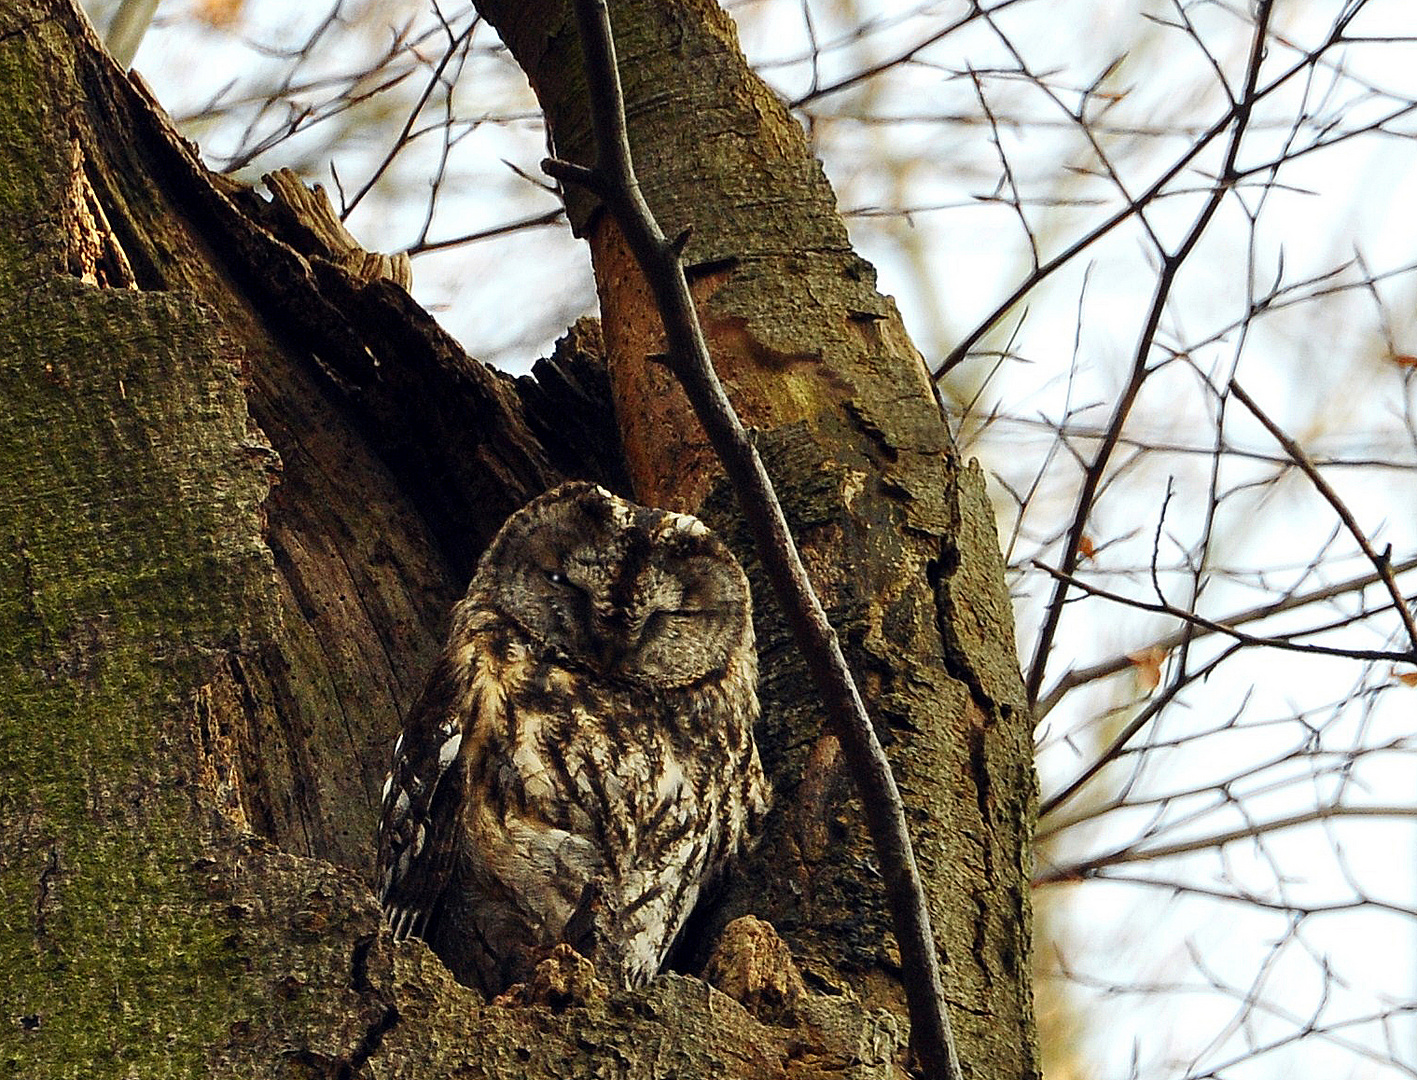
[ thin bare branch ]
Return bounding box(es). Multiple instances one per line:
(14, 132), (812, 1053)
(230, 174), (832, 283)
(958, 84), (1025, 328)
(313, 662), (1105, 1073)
(789, 0), (1030, 108)
(1038, 803), (1417, 882)
(1229, 378), (1417, 658)
(1031, 559), (1414, 665)
(341, 18), (477, 218)
(1035, 553), (1417, 716)
(1023, 0), (1277, 710)
(1037, 644), (1238, 819)
(406, 206), (565, 255)
(934, 2), (1361, 380)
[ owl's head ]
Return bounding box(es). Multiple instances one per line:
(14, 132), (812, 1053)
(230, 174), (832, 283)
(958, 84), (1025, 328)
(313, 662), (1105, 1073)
(474, 482), (754, 686)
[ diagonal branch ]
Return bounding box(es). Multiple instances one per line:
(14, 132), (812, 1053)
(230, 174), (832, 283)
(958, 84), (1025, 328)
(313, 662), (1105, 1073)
(1036, 803), (1417, 883)
(933, 1), (1362, 380)
(1031, 560), (1415, 666)
(340, 16), (476, 219)
(1022, 0), (1277, 710)
(1228, 379), (1417, 657)
(543, 2), (960, 1077)
(1037, 644), (1239, 820)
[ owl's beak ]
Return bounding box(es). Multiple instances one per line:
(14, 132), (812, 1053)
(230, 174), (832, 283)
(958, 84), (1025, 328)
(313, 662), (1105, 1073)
(592, 634), (626, 668)
(591, 610), (632, 673)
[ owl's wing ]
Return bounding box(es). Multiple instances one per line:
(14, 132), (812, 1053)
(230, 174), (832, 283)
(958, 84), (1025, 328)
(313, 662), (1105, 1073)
(376, 647), (470, 943)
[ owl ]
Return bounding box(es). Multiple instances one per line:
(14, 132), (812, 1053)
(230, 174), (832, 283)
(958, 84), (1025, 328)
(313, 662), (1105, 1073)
(376, 481), (768, 995)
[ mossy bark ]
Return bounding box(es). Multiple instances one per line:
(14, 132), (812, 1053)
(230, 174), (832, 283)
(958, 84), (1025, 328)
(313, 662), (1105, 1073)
(0, 0), (1035, 1077)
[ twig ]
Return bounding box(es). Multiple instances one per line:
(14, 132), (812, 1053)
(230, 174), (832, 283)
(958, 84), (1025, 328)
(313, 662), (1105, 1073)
(544, 2), (961, 1077)
(790, 0), (1028, 108)
(1055, 871), (1417, 920)
(933, 0), (1362, 380)
(405, 206), (565, 255)
(1037, 803), (1417, 883)
(1037, 645), (1239, 820)
(1037, 735), (1406, 842)
(1022, 0), (1277, 710)
(1030, 560), (1415, 666)
(1228, 379), (1417, 657)
(1035, 553), (1417, 717)
(342, 19), (477, 218)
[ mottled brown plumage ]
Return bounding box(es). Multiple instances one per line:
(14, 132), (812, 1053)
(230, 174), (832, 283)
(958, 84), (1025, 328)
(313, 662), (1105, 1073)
(376, 481), (767, 994)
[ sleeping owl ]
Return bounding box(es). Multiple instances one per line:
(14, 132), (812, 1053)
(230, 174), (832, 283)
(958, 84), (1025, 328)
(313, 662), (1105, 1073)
(376, 481), (768, 994)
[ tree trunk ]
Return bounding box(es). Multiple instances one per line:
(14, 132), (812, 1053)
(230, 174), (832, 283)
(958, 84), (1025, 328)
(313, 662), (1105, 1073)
(0, 1), (1037, 1077)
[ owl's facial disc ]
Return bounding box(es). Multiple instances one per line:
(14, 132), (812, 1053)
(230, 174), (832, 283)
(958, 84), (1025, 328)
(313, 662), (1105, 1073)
(484, 482), (751, 686)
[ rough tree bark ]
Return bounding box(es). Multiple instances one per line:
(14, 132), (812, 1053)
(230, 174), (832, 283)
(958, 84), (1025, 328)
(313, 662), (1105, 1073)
(0, 1), (1037, 1078)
